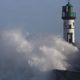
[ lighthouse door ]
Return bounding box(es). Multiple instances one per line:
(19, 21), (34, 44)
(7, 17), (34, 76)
(67, 33), (72, 43)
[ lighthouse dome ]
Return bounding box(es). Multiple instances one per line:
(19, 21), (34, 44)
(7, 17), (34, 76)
(62, 1), (76, 19)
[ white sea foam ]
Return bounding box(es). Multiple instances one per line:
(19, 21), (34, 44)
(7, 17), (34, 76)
(0, 29), (79, 80)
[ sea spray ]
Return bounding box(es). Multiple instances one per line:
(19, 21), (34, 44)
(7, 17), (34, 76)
(0, 30), (79, 80)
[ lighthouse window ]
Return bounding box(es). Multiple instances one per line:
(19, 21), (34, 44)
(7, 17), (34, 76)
(69, 25), (71, 29)
(64, 22), (66, 26)
(62, 12), (65, 17)
(66, 6), (68, 12)
(73, 22), (75, 26)
(67, 33), (72, 43)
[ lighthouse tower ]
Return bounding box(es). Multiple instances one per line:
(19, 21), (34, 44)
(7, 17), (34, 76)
(62, 0), (76, 45)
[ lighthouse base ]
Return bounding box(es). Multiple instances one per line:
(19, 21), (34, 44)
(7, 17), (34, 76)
(51, 70), (80, 80)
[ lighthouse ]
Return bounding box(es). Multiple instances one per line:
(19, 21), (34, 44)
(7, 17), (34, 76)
(62, 0), (76, 45)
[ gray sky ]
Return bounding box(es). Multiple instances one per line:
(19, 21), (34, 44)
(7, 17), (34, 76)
(0, 0), (79, 38)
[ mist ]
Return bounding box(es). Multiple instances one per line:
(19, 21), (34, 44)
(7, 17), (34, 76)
(0, 29), (79, 80)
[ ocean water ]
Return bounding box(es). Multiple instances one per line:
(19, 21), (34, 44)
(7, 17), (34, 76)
(0, 29), (79, 80)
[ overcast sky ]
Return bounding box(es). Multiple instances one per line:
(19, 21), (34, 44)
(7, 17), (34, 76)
(0, 0), (79, 38)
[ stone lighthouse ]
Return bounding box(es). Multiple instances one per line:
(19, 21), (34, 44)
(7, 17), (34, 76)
(62, 0), (76, 45)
